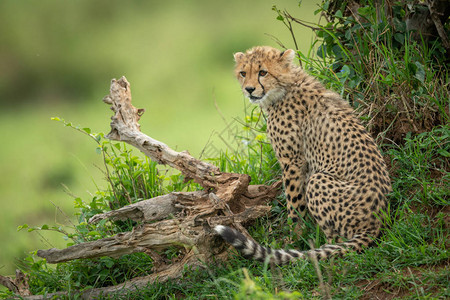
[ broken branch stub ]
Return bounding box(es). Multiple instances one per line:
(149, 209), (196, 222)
(21, 76), (282, 298)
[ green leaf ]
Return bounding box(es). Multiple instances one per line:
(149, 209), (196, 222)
(103, 258), (115, 268)
(357, 6), (373, 17)
(383, 73), (393, 85)
(414, 61), (425, 83)
(51, 117), (61, 121)
(338, 65), (350, 77)
(394, 33), (405, 45)
(82, 127), (91, 134)
(437, 149), (450, 157)
(317, 44), (327, 59)
(335, 9), (343, 18)
(345, 29), (352, 40)
(344, 16), (355, 25)
(17, 224), (29, 231)
(332, 44), (343, 58)
(393, 18), (406, 32)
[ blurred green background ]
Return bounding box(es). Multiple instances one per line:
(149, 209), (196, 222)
(0, 0), (319, 275)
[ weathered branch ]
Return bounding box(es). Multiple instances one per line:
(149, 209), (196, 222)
(87, 192), (198, 224)
(37, 193), (274, 263)
(2, 77), (281, 299)
(102, 77), (251, 196)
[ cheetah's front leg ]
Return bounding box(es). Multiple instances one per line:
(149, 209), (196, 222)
(281, 160), (308, 231)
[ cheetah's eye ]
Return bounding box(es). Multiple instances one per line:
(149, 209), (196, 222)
(239, 71), (246, 78)
(259, 70), (268, 77)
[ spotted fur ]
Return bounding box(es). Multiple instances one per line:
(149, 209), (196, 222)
(215, 46), (391, 265)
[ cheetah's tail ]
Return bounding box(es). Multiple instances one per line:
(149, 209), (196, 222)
(214, 225), (372, 265)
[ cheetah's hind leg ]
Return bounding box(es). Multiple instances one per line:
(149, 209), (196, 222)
(305, 172), (384, 246)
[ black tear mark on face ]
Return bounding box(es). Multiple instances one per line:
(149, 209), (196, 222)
(257, 71), (265, 95)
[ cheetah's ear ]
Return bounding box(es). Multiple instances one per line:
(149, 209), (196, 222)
(279, 49), (296, 66)
(234, 52), (245, 63)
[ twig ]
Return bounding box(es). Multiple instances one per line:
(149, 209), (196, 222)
(283, 11), (321, 31)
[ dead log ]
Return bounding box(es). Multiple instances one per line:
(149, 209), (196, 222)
(0, 77), (281, 299)
(37, 194), (273, 263)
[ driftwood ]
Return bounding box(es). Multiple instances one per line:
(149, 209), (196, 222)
(1, 77), (281, 299)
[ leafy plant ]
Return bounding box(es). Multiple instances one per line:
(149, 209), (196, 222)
(11, 118), (205, 293)
(274, 0), (449, 145)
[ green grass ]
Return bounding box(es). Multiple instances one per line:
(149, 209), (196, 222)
(388, 126), (449, 207)
(1, 0), (449, 298)
(2, 111), (447, 298)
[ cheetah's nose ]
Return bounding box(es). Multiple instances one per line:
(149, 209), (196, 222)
(245, 87), (256, 94)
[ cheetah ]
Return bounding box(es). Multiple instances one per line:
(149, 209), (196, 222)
(215, 46), (392, 264)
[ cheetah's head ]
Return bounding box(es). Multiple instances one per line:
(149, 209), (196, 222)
(234, 46), (296, 108)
